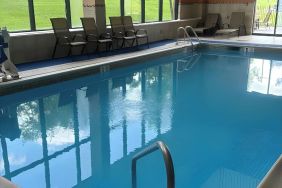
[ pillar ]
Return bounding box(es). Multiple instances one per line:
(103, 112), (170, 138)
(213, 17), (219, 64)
(83, 0), (107, 33)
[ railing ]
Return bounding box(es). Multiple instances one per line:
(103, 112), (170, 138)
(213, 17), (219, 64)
(176, 27), (189, 45)
(131, 141), (175, 188)
(176, 26), (200, 49)
(185, 26), (200, 45)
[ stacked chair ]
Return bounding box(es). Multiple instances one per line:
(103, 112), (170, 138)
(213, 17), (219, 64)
(50, 16), (149, 58)
(50, 18), (87, 58)
(110, 16), (149, 49)
(81, 17), (112, 52)
(109, 16), (136, 49)
(122, 16), (149, 48)
(215, 12), (246, 36)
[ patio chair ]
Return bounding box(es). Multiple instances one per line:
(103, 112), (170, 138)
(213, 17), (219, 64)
(255, 7), (274, 30)
(122, 16), (149, 48)
(81, 17), (112, 52)
(109, 16), (136, 49)
(194, 13), (220, 36)
(215, 12), (246, 36)
(50, 18), (87, 58)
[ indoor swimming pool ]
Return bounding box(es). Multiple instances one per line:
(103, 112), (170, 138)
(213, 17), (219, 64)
(0, 46), (282, 187)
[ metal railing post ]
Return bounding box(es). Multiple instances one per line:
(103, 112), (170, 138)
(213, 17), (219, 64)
(131, 141), (175, 188)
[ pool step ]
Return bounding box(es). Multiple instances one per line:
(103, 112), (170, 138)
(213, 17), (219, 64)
(258, 155), (282, 188)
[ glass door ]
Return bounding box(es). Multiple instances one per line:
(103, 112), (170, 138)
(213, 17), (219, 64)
(275, 0), (282, 34)
(253, 0), (277, 35)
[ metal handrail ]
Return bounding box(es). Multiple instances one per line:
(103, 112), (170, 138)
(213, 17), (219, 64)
(132, 141), (175, 188)
(176, 27), (189, 45)
(185, 26), (201, 45)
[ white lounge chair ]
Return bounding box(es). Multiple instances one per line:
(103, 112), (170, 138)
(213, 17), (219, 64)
(215, 12), (246, 36)
(194, 13), (220, 36)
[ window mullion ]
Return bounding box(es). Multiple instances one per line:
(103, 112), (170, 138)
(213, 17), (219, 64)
(174, 0), (179, 20)
(121, 0), (125, 16)
(28, 0), (36, 30)
(141, 0), (145, 23)
(159, 0), (163, 21)
(65, 0), (72, 28)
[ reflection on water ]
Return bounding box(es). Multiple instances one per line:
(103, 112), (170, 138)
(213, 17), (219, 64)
(0, 58), (176, 187)
(1, 50), (282, 188)
(248, 58), (282, 96)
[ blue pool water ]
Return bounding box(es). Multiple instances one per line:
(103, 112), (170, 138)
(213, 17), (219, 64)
(1, 46), (282, 188)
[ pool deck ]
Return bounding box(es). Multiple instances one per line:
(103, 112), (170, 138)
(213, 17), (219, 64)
(0, 41), (189, 96)
(200, 35), (282, 49)
(1, 35), (282, 96)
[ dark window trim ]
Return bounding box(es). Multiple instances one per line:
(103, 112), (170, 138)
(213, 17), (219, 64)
(28, 0), (36, 31)
(65, 0), (72, 28)
(12, 0), (179, 32)
(159, 0), (163, 21)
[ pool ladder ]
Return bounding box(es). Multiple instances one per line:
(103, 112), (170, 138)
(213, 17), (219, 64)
(176, 26), (200, 49)
(132, 141), (175, 188)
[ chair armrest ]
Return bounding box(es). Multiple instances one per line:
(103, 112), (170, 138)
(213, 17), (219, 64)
(57, 35), (71, 44)
(136, 29), (147, 35)
(112, 32), (124, 37)
(86, 34), (99, 41)
(222, 23), (230, 29)
(100, 32), (111, 39)
(125, 29), (135, 36)
(72, 33), (85, 41)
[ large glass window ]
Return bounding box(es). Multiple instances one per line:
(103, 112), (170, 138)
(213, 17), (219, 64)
(70, 0), (84, 27)
(124, 0), (141, 23)
(163, 0), (174, 21)
(105, 0), (121, 24)
(145, 0), (159, 22)
(0, 0), (30, 31)
(34, 0), (66, 30)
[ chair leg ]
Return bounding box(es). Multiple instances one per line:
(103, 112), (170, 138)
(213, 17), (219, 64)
(96, 43), (99, 52)
(131, 39), (135, 47)
(136, 38), (139, 47)
(52, 40), (59, 58)
(68, 45), (72, 56)
(121, 39), (125, 49)
(109, 42), (113, 51)
(147, 37), (149, 48)
(81, 45), (86, 55)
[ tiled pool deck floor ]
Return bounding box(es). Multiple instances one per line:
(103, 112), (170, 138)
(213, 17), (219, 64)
(1, 35), (282, 95)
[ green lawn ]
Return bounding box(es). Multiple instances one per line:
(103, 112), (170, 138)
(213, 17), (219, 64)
(0, 0), (174, 31)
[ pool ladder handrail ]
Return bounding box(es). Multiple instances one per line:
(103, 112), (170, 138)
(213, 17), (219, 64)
(176, 27), (189, 45)
(185, 26), (201, 45)
(131, 141), (175, 188)
(176, 26), (200, 48)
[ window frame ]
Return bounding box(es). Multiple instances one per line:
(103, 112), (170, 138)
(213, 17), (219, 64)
(8, 0), (179, 32)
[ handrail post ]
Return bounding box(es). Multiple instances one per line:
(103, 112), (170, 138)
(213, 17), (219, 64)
(131, 141), (175, 188)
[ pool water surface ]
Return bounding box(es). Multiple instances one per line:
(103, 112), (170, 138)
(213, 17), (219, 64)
(0, 47), (282, 188)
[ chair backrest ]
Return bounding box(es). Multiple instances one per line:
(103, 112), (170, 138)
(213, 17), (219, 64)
(81, 17), (99, 36)
(204, 14), (219, 28)
(122, 16), (134, 31)
(229, 12), (245, 28)
(50, 18), (71, 39)
(109, 16), (124, 35)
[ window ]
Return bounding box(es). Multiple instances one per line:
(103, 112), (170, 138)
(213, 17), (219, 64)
(34, 0), (66, 30)
(145, 0), (159, 22)
(124, 0), (141, 23)
(0, 0), (30, 31)
(70, 0), (84, 27)
(163, 0), (174, 21)
(105, 0), (121, 24)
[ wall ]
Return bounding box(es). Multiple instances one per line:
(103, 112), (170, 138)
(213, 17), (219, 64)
(9, 19), (200, 64)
